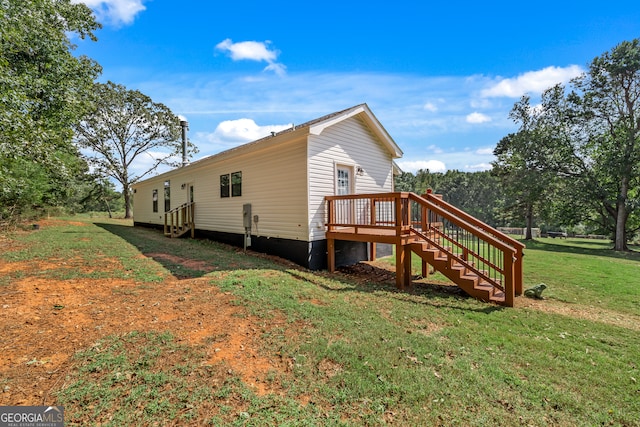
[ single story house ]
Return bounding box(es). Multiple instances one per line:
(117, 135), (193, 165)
(131, 103), (403, 270)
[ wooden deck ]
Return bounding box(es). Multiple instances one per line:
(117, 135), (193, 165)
(325, 192), (525, 306)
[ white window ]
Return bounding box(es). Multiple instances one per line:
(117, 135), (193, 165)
(336, 166), (352, 195)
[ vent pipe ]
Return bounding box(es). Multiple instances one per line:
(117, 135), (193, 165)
(180, 120), (189, 167)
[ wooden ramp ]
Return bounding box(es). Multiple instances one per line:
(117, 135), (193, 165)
(326, 192), (525, 307)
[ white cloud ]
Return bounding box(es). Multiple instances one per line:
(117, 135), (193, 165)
(74, 0), (145, 26)
(423, 102), (438, 112)
(216, 39), (286, 76)
(194, 118), (292, 153)
(427, 144), (443, 154)
(465, 162), (492, 171)
(397, 160), (446, 173)
(475, 147), (494, 155)
(481, 65), (584, 98)
(466, 112), (491, 124)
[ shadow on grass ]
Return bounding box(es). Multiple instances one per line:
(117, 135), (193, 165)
(286, 267), (504, 315)
(523, 238), (640, 261)
(95, 221), (503, 314)
(94, 222), (278, 279)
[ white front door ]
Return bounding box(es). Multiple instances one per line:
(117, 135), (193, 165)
(336, 166), (353, 224)
(336, 166), (352, 195)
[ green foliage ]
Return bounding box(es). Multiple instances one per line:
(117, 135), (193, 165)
(492, 96), (561, 238)
(67, 177), (125, 216)
(0, 0), (102, 224)
(549, 39), (640, 249)
(74, 81), (198, 218)
(0, 147), (90, 224)
(394, 169), (505, 226)
(0, 0), (101, 157)
(493, 39), (640, 247)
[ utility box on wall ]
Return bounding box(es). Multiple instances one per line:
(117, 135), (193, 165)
(243, 204), (252, 229)
(243, 204), (252, 248)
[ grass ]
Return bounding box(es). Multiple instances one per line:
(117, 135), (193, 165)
(521, 237), (640, 315)
(2, 216), (639, 426)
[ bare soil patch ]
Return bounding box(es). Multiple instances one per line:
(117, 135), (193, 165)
(0, 237), (291, 406)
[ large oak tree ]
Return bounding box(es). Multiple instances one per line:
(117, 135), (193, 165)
(74, 82), (198, 218)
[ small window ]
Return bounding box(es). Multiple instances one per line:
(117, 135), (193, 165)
(220, 174), (230, 198)
(152, 189), (158, 213)
(231, 171), (242, 197)
(164, 180), (170, 212)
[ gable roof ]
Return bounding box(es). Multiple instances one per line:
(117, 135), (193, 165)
(307, 104), (403, 158)
(137, 104), (402, 183)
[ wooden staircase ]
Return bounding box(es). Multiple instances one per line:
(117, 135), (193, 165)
(410, 240), (506, 304)
(164, 202), (195, 238)
(326, 192), (525, 306)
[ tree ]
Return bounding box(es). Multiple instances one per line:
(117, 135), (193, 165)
(538, 40), (640, 250)
(74, 82), (198, 218)
(0, 0), (101, 223)
(493, 96), (558, 239)
(569, 39), (640, 250)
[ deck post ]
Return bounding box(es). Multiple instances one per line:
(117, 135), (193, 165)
(369, 242), (376, 261)
(327, 238), (335, 272)
(404, 245), (412, 290)
(396, 243), (405, 290)
(421, 201), (429, 278)
(514, 247), (523, 296)
(396, 243), (411, 290)
(504, 252), (515, 307)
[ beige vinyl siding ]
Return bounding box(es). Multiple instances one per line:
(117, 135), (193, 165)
(132, 180), (161, 223)
(195, 139), (308, 239)
(308, 116), (394, 241)
(132, 169), (195, 225)
(134, 137), (309, 241)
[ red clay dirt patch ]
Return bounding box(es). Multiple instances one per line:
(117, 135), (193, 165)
(0, 247), (290, 406)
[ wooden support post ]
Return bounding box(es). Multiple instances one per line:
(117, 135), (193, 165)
(328, 238), (335, 272)
(514, 247), (523, 296)
(422, 260), (429, 279)
(396, 243), (405, 289)
(504, 252), (515, 307)
(404, 246), (413, 290)
(369, 242), (376, 261)
(396, 243), (412, 290)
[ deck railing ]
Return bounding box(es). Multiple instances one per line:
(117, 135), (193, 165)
(326, 192), (525, 305)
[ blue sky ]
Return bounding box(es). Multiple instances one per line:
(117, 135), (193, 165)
(72, 0), (640, 178)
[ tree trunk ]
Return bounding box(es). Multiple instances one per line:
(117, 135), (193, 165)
(525, 202), (534, 240)
(614, 179), (629, 251)
(123, 187), (132, 219)
(104, 198), (113, 218)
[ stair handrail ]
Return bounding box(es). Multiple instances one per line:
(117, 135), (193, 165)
(164, 201), (195, 237)
(421, 191), (525, 252)
(410, 193), (519, 255)
(167, 201), (193, 215)
(410, 227), (504, 292)
(409, 193), (524, 304)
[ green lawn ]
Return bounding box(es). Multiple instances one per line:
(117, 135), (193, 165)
(2, 217), (638, 426)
